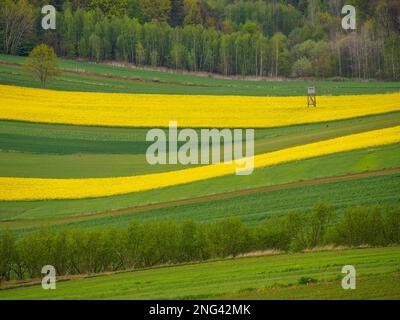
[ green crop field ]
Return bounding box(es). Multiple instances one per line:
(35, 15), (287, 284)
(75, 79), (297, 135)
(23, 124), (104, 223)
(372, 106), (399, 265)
(1, 247), (399, 300)
(216, 273), (400, 300)
(2, 0), (400, 302)
(3, 170), (400, 235)
(1, 54), (400, 96)
(1, 104), (399, 234)
(3, 112), (399, 155)
(1, 51), (399, 300)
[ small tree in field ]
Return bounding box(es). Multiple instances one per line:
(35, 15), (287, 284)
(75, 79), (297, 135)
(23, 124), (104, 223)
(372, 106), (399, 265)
(24, 44), (59, 88)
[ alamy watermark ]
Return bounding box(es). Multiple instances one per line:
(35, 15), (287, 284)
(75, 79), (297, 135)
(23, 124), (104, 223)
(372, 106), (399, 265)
(40, 4), (357, 31)
(146, 121), (255, 176)
(41, 5), (56, 30)
(341, 265), (356, 290)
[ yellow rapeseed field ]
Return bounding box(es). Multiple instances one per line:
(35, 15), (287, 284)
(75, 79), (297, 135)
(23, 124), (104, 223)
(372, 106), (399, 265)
(0, 84), (399, 128)
(1, 126), (399, 201)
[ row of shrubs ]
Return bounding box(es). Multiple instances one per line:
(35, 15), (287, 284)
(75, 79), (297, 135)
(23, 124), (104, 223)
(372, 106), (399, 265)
(0, 203), (399, 282)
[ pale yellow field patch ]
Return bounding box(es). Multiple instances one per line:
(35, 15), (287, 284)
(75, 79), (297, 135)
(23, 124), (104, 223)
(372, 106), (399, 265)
(1, 126), (399, 201)
(0, 85), (399, 128)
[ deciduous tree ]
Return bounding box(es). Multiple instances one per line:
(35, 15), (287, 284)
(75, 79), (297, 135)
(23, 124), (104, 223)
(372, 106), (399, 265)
(24, 44), (60, 87)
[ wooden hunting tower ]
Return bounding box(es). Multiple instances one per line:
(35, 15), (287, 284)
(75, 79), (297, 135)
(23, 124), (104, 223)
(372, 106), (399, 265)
(307, 86), (317, 107)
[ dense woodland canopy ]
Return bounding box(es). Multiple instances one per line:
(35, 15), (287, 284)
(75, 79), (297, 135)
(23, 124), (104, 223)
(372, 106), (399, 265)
(0, 0), (399, 79)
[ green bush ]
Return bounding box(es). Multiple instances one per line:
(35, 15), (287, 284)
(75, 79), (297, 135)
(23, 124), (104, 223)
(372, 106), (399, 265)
(291, 57), (313, 77)
(383, 208), (400, 245)
(333, 205), (385, 246)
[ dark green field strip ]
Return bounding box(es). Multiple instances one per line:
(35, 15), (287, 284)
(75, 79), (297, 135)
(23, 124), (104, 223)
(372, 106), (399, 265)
(1, 55), (400, 96)
(215, 273), (400, 300)
(0, 143), (399, 227)
(0, 120), (149, 141)
(252, 111), (400, 154)
(0, 121), (150, 155)
(0, 133), (150, 155)
(1, 247), (398, 300)
(0, 153), (200, 178)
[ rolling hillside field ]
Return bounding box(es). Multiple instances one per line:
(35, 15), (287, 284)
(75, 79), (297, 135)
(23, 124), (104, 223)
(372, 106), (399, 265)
(1, 126), (399, 201)
(1, 0), (400, 304)
(4, 170), (399, 234)
(0, 55), (399, 300)
(1, 247), (399, 300)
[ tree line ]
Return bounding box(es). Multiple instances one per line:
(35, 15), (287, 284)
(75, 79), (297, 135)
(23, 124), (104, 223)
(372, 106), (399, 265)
(0, 0), (399, 79)
(1, 203), (399, 282)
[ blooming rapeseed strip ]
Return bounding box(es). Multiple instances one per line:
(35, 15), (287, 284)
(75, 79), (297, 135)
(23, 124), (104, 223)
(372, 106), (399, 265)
(0, 84), (399, 128)
(1, 126), (399, 201)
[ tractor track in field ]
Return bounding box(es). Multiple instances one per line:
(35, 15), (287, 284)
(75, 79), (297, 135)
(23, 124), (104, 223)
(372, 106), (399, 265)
(3, 167), (400, 229)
